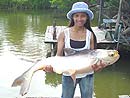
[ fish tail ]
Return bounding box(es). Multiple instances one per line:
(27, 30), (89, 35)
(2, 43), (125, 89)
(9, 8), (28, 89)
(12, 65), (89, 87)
(12, 67), (33, 96)
(20, 73), (33, 96)
(11, 75), (24, 87)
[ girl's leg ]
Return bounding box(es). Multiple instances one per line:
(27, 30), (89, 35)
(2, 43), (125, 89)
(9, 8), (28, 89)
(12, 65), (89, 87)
(61, 75), (76, 98)
(79, 74), (94, 98)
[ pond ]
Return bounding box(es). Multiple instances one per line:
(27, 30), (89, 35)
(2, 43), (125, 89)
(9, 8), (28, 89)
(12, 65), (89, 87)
(0, 10), (130, 98)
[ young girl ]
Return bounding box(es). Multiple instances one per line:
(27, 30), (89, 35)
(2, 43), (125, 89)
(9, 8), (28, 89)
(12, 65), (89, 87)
(45, 2), (105, 98)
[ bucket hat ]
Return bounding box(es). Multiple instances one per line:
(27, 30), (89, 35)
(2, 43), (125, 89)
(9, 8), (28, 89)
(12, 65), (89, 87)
(67, 2), (94, 20)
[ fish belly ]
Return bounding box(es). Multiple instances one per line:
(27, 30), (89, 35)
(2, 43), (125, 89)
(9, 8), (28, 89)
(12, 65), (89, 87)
(44, 56), (97, 74)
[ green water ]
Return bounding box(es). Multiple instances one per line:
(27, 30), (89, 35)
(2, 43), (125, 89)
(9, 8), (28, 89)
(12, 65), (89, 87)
(0, 10), (130, 98)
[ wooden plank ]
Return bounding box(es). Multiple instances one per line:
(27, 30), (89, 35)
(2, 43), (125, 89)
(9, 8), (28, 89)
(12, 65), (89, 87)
(44, 26), (66, 43)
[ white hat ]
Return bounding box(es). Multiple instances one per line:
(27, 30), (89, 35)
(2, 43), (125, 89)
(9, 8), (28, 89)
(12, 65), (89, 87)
(67, 2), (94, 20)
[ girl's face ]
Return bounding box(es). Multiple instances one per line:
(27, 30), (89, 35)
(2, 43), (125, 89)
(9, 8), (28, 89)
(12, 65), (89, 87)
(72, 12), (88, 27)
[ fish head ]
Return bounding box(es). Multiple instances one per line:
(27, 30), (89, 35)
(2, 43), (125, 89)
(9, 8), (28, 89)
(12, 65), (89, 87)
(96, 49), (120, 65)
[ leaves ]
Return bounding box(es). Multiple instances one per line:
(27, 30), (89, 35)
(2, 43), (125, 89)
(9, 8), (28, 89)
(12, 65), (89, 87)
(0, 0), (129, 11)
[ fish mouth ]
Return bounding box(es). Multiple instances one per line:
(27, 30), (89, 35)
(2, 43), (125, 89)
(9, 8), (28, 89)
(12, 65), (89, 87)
(97, 50), (120, 64)
(114, 50), (119, 57)
(112, 50), (120, 63)
(106, 50), (120, 65)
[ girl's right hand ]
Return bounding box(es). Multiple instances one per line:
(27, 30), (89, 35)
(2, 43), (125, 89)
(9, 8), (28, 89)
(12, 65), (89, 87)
(44, 65), (54, 72)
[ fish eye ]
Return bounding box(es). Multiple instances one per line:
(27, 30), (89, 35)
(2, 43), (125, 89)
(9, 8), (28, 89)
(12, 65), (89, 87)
(109, 53), (114, 57)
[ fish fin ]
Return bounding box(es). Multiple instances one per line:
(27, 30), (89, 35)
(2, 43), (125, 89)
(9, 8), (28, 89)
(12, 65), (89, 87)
(63, 48), (76, 56)
(91, 58), (99, 65)
(64, 69), (76, 85)
(71, 73), (76, 86)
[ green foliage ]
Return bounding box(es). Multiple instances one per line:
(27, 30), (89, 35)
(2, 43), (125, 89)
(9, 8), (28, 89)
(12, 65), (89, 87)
(27, 0), (51, 9)
(50, 0), (77, 10)
(0, 0), (126, 11)
(105, 0), (120, 9)
(104, 0), (120, 17)
(0, 0), (51, 9)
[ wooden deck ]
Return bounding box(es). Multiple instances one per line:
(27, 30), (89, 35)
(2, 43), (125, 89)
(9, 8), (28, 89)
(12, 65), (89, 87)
(44, 26), (117, 44)
(44, 26), (119, 56)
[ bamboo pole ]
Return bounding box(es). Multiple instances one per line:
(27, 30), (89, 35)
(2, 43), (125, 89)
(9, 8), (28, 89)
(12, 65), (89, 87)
(115, 0), (123, 39)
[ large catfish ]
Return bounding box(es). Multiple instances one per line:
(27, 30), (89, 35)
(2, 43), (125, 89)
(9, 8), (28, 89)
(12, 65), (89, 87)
(12, 48), (120, 96)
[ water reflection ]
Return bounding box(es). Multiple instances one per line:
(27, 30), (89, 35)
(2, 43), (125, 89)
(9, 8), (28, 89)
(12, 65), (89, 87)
(0, 10), (67, 59)
(45, 73), (61, 87)
(95, 53), (130, 98)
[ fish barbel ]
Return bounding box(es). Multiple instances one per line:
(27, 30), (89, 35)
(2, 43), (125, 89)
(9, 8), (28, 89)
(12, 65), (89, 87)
(11, 48), (120, 96)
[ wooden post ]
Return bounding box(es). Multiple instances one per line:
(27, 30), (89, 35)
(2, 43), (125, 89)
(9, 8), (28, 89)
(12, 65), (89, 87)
(98, 0), (104, 28)
(53, 19), (57, 40)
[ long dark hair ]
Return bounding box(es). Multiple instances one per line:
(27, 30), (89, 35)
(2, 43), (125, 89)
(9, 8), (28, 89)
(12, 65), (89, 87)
(68, 14), (97, 49)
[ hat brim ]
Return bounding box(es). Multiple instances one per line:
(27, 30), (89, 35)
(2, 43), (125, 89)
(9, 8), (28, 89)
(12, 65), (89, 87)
(67, 9), (94, 20)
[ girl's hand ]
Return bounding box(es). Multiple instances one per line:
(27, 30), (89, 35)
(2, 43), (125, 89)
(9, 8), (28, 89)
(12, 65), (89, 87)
(92, 60), (106, 72)
(44, 65), (54, 72)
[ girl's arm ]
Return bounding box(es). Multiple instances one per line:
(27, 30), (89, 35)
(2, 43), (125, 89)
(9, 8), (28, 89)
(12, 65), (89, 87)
(56, 32), (65, 56)
(90, 32), (95, 49)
